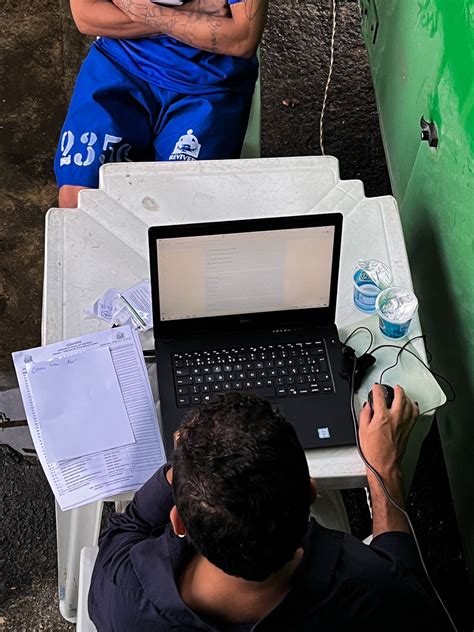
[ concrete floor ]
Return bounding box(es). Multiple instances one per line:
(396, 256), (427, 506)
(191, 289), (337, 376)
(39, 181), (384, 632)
(261, 0), (391, 198)
(1, 0), (89, 372)
(1, 0), (471, 630)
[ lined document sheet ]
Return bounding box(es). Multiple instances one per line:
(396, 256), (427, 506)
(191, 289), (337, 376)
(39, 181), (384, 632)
(28, 346), (135, 462)
(12, 326), (166, 510)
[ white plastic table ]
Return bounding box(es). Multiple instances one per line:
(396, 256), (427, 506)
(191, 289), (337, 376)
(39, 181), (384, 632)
(43, 156), (445, 621)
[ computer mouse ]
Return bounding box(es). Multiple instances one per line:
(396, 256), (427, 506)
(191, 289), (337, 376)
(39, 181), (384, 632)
(367, 384), (395, 413)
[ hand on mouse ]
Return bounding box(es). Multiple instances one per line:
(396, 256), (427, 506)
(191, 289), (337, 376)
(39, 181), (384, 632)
(358, 384), (419, 479)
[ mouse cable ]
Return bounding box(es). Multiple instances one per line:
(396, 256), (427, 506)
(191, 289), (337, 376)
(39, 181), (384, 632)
(341, 328), (455, 406)
(376, 335), (426, 384)
(347, 356), (458, 631)
(368, 336), (456, 405)
(342, 326), (374, 355)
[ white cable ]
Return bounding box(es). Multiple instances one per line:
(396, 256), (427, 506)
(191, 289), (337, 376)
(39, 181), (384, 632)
(365, 486), (373, 518)
(319, 0), (337, 155)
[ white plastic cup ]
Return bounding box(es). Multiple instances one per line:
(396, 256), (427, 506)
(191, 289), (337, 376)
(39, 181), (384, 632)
(375, 287), (418, 339)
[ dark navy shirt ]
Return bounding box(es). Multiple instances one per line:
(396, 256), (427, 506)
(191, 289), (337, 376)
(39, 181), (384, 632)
(89, 466), (445, 631)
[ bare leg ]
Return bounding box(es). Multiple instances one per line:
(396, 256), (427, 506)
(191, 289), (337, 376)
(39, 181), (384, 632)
(58, 185), (89, 208)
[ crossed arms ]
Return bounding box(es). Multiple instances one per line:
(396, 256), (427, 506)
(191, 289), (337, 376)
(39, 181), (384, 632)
(70, 0), (268, 57)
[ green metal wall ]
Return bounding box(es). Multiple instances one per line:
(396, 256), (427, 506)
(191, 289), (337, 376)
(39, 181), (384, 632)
(360, 0), (474, 578)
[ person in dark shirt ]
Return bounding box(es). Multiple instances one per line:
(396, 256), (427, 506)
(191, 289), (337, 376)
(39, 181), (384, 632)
(89, 386), (445, 631)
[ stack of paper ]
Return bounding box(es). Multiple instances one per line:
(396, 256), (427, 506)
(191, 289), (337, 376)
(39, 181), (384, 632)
(87, 280), (153, 331)
(12, 326), (166, 510)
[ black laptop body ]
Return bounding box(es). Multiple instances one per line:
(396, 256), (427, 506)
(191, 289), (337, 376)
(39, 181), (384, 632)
(149, 213), (355, 457)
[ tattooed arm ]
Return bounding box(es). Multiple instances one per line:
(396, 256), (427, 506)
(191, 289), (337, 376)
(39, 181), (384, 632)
(70, 0), (157, 37)
(112, 0), (269, 57)
(70, 0), (229, 39)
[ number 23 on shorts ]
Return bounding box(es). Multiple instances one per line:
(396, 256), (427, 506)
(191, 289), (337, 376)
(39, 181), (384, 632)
(59, 131), (132, 167)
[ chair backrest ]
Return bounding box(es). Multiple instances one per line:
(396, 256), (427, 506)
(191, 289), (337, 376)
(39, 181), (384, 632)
(76, 546), (99, 632)
(240, 51), (261, 159)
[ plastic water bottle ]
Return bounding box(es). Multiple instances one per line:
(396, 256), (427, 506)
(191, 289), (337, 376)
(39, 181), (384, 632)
(353, 260), (392, 312)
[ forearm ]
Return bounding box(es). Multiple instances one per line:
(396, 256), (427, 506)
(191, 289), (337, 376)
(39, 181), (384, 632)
(114, 0), (268, 57)
(368, 469), (410, 537)
(70, 0), (162, 37)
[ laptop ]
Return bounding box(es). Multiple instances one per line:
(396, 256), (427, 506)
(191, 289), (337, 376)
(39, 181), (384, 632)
(149, 213), (355, 456)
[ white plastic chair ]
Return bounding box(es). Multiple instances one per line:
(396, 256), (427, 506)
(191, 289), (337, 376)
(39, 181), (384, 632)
(75, 498), (132, 630)
(240, 51), (261, 159)
(76, 546), (99, 632)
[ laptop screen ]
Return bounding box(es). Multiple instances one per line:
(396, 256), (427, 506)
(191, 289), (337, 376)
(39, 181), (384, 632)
(155, 225), (335, 322)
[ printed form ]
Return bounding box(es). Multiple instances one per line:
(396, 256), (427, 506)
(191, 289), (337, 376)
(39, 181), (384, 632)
(12, 326), (166, 511)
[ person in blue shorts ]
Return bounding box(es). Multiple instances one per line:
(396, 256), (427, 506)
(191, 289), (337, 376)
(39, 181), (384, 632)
(55, 0), (268, 207)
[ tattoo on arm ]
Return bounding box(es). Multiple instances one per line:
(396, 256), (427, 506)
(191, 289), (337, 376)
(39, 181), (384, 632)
(112, 0), (267, 55)
(208, 16), (222, 53)
(244, 0), (261, 21)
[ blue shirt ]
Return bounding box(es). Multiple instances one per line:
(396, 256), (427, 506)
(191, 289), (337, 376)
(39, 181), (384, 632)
(95, 0), (258, 95)
(89, 465), (446, 631)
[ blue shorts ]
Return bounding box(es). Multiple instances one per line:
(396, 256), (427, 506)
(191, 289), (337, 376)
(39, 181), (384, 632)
(54, 45), (254, 188)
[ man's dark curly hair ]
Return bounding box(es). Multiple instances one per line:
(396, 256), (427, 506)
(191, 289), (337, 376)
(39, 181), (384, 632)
(172, 393), (311, 581)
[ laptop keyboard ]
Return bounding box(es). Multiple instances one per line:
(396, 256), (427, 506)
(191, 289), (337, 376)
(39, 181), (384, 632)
(172, 341), (334, 407)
